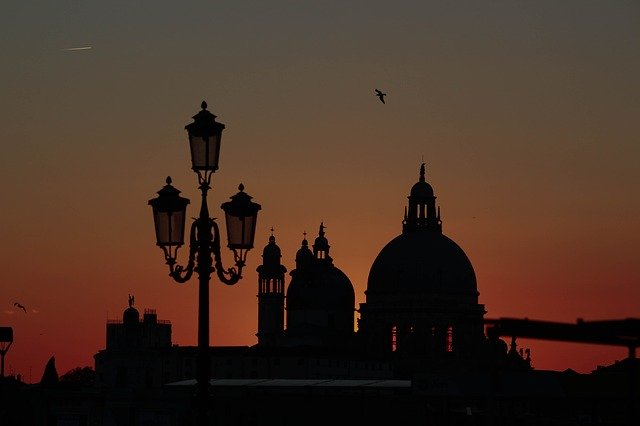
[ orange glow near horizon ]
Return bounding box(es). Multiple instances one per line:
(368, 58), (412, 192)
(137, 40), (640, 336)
(2, 2), (639, 382)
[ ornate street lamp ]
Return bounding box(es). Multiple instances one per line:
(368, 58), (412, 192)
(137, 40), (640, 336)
(148, 177), (190, 261)
(221, 184), (261, 265)
(185, 101), (225, 173)
(148, 102), (261, 425)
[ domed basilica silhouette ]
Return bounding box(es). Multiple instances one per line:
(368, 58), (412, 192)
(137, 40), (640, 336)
(14, 164), (633, 425)
(247, 163), (508, 374)
(93, 165), (527, 387)
(359, 163), (485, 363)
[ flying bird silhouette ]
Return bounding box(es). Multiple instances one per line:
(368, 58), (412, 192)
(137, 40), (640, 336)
(374, 89), (386, 104)
(14, 302), (26, 313)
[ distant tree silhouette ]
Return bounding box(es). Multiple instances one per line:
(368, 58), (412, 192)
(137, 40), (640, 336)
(40, 355), (59, 386)
(60, 366), (95, 386)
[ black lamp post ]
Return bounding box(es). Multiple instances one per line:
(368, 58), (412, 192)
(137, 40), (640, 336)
(148, 102), (261, 425)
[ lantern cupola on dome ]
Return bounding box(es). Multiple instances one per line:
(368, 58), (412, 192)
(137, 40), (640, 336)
(295, 233), (314, 270)
(312, 222), (331, 261)
(403, 163), (442, 233)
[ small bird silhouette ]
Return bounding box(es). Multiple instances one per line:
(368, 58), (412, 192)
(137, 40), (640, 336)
(14, 302), (26, 313)
(374, 89), (386, 104)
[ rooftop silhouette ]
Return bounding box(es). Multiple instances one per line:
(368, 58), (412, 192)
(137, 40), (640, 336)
(2, 164), (638, 426)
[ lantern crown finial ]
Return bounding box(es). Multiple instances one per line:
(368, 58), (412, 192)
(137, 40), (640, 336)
(238, 183), (245, 192)
(201, 101), (207, 110)
(166, 176), (172, 185)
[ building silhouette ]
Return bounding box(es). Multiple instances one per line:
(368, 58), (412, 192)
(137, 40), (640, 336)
(359, 163), (487, 369)
(283, 222), (356, 348)
(4, 164), (639, 425)
(255, 231), (286, 347)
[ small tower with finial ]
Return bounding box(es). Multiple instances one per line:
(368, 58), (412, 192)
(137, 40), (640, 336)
(403, 163), (442, 233)
(256, 228), (287, 346)
(312, 222), (332, 262)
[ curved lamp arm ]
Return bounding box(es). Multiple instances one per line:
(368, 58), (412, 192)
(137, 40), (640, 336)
(163, 221), (197, 283)
(211, 219), (244, 285)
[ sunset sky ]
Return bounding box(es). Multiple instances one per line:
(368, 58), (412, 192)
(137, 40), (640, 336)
(1, 1), (639, 382)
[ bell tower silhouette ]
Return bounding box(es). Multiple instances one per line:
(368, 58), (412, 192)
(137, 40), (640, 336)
(256, 230), (287, 346)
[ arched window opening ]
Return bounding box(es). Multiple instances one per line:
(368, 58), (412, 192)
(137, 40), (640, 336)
(391, 325), (398, 352)
(446, 326), (453, 352)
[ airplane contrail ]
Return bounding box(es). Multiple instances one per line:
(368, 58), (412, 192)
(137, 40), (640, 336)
(62, 46), (92, 51)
